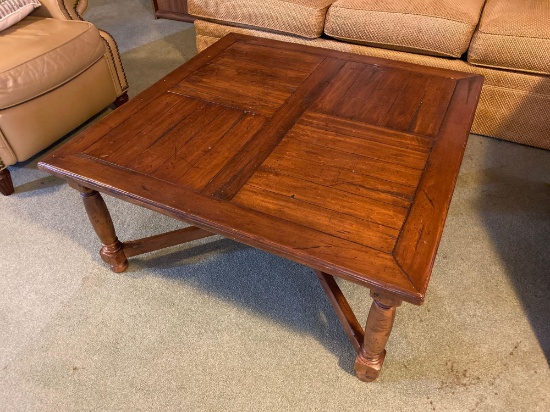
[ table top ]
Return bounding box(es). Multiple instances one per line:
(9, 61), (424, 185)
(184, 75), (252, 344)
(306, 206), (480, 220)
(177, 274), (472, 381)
(39, 34), (483, 304)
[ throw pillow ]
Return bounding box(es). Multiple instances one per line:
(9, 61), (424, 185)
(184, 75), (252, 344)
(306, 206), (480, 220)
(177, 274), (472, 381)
(0, 0), (41, 32)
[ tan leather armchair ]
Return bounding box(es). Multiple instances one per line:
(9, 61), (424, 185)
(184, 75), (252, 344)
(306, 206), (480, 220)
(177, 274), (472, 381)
(0, 0), (128, 195)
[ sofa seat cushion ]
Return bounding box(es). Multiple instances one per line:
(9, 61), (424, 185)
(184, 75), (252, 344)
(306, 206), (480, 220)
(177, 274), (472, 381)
(0, 16), (106, 109)
(188, 0), (335, 39)
(468, 0), (550, 75)
(324, 0), (486, 57)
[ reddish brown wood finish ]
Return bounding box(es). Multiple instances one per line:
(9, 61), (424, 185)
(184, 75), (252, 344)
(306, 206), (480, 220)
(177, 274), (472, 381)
(113, 92), (129, 108)
(38, 34), (483, 381)
(77, 186), (128, 272)
(123, 226), (214, 258)
(151, 0), (195, 22)
(314, 270), (403, 382)
(314, 270), (364, 353)
(0, 167), (14, 196)
(354, 291), (402, 382)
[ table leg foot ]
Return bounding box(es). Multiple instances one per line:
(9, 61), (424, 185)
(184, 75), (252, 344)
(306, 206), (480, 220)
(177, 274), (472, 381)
(354, 292), (401, 382)
(100, 239), (129, 273)
(78, 186), (128, 272)
(113, 92), (129, 108)
(354, 348), (387, 382)
(0, 167), (14, 196)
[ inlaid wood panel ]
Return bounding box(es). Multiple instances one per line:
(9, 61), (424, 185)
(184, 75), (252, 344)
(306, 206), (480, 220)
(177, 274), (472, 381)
(312, 61), (457, 136)
(260, 153), (414, 208)
(39, 34), (483, 304)
(244, 170), (408, 229)
(270, 133), (423, 188)
(171, 42), (324, 117)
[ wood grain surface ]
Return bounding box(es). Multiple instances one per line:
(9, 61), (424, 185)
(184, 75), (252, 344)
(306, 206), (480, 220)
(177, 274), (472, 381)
(39, 34), (483, 304)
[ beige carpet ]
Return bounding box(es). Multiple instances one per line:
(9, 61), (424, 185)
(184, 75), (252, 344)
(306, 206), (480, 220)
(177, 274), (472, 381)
(0, 1), (549, 410)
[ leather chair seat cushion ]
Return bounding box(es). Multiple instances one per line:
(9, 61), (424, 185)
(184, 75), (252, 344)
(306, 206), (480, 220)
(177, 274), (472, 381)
(468, 0), (550, 75)
(0, 16), (106, 109)
(0, 58), (117, 165)
(188, 0), (335, 39)
(324, 0), (486, 58)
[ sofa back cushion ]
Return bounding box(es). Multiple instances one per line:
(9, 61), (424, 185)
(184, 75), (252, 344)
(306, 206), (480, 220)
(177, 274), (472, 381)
(188, 0), (335, 39)
(324, 0), (486, 57)
(468, 0), (550, 75)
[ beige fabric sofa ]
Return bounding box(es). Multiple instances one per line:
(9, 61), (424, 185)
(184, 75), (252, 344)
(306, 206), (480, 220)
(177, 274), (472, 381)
(189, 0), (550, 151)
(0, 0), (128, 195)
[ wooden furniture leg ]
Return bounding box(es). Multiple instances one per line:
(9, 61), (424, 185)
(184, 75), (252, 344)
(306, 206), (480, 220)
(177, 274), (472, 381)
(315, 271), (401, 382)
(78, 186), (129, 272)
(72, 183), (215, 272)
(113, 92), (129, 108)
(354, 291), (402, 382)
(0, 163), (14, 196)
(151, 0), (195, 22)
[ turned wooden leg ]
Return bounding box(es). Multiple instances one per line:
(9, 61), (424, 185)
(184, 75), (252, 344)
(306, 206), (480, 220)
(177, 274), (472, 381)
(113, 92), (129, 108)
(354, 291), (402, 382)
(78, 187), (128, 272)
(0, 166), (14, 196)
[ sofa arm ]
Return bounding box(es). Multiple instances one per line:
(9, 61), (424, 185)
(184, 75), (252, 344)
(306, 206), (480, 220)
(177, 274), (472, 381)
(31, 0), (88, 21)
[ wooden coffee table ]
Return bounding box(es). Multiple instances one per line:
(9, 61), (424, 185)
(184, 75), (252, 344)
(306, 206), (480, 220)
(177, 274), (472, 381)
(39, 34), (483, 382)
